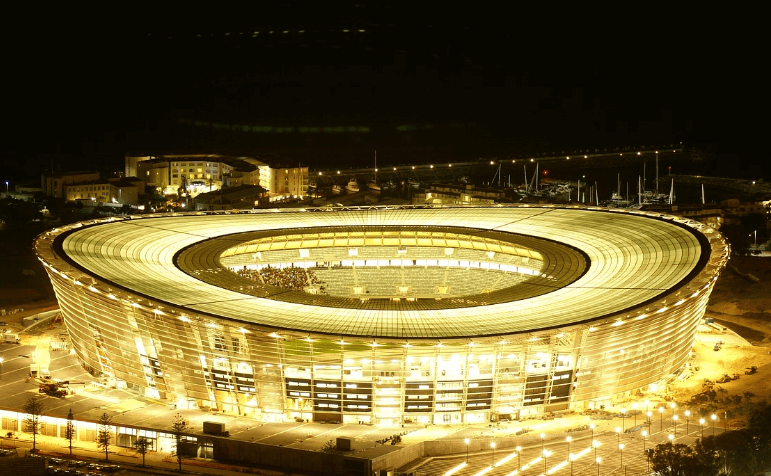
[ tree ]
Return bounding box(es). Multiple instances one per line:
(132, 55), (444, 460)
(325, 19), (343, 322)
(134, 436), (151, 467)
(97, 413), (113, 461)
(321, 439), (341, 455)
(22, 398), (44, 452)
(65, 408), (75, 455)
(171, 413), (187, 471)
(648, 441), (719, 476)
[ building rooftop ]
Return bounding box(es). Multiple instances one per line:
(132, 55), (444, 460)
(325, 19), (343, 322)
(45, 205), (724, 339)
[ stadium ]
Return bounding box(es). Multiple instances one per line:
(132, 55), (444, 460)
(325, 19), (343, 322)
(35, 205), (727, 426)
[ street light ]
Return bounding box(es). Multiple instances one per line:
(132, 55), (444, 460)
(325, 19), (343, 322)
(642, 430), (647, 453)
(711, 414), (717, 437)
(632, 403), (638, 427)
(619, 443), (624, 469)
(659, 406), (665, 431)
(516, 445), (522, 472)
(464, 438), (469, 463)
(699, 418), (705, 439)
(685, 410), (690, 435)
(647, 411), (653, 432)
(621, 407), (626, 432)
(668, 433), (674, 443)
(593, 438), (600, 461)
(541, 433), (546, 474)
(566, 436), (572, 476)
(490, 442), (496, 468)
(596, 456), (602, 476)
(0, 357), (3, 380)
(616, 427), (621, 447)
(673, 414), (678, 437)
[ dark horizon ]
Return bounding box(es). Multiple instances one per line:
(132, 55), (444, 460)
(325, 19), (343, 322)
(5, 5), (766, 183)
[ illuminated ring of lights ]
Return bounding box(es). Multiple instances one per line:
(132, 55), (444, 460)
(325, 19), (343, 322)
(40, 205), (725, 339)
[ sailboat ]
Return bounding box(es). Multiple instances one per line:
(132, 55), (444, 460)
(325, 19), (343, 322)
(367, 151), (381, 191)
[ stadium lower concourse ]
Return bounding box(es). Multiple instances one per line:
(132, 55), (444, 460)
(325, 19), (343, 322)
(35, 205), (727, 425)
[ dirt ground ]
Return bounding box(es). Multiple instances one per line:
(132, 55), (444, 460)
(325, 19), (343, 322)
(706, 255), (771, 344)
(668, 256), (771, 416)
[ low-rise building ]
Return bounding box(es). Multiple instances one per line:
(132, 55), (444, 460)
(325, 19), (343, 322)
(42, 171), (100, 199)
(642, 203), (725, 230)
(64, 178), (144, 206)
(127, 153), (308, 200)
(413, 183), (506, 205)
(719, 198), (768, 217)
(194, 184), (268, 211)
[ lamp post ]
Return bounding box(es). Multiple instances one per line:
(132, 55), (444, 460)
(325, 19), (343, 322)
(642, 430), (647, 453)
(541, 433), (546, 474)
(490, 442), (496, 468)
(621, 407), (626, 432)
(670, 402), (677, 420)
(4, 180), (8, 194)
(684, 410), (690, 436)
(619, 443), (624, 469)
(616, 427), (621, 448)
(673, 414), (678, 437)
(0, 357), (3, 380)
(464, 438), (469, 463)
(566, 436), (572, 476)
(647, 411), (652, 433)
(632, 403), (638, 427)
(516, 446), (522, 472)
(659, 406), (665, 431)
(668, 434), (674, 444)
(596, 456), (601, 476)
(699, 418), (705, 439)
(711, 414), (717, 437)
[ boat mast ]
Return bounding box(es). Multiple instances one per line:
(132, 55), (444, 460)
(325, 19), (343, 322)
(524, 165), (528, 193)
(577, 179), (581, 203)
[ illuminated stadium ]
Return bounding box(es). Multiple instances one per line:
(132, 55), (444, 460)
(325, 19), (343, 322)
(35, 205), (727, 425)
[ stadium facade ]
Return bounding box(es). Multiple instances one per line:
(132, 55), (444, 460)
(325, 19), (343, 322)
(35, 205), (727, 425)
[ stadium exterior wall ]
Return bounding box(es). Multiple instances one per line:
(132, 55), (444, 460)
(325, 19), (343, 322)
(34, 205), (728, 425)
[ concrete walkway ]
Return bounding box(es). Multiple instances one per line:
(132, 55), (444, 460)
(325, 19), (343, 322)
(1, 433), (289, 476)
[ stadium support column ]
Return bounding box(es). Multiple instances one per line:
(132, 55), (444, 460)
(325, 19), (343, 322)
(430, 343), (440, 425)
(463, 342), (472, 422)
(568, 329), (584, 412)
(399, 344), (408, 425)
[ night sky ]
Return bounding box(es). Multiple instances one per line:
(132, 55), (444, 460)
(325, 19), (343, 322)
(4, 5), (766, 180)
